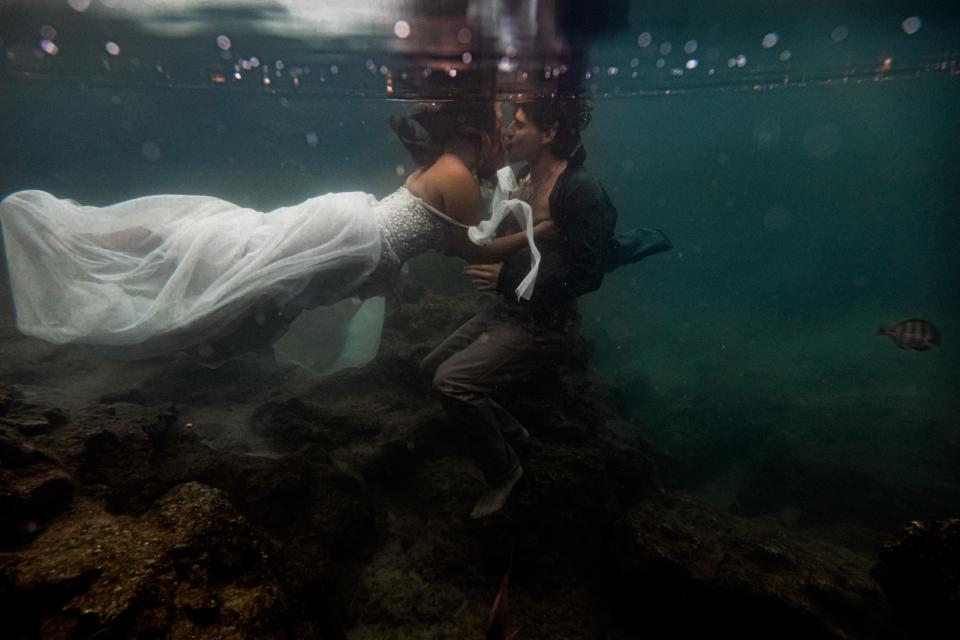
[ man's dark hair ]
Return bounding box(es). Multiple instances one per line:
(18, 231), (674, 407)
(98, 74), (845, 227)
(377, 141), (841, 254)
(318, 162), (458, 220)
(517, 97), (593, 159)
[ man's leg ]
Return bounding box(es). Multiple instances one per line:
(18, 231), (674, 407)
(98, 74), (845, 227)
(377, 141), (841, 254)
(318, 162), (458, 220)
(418, 309), (497, 388)
(431, 316), (561, 518)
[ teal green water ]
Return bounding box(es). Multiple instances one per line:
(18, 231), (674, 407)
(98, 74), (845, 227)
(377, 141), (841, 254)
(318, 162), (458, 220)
(585, 79), (959, 542)
(1, 0), (957, 550)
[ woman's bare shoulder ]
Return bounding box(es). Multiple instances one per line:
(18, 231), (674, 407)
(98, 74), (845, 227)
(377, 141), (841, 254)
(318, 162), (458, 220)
(406, 154), (481, 224)
(427, 153), (475, 182)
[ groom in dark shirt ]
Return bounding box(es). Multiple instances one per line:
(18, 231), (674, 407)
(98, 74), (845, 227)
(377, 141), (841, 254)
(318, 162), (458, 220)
(420, 97), (617, 518)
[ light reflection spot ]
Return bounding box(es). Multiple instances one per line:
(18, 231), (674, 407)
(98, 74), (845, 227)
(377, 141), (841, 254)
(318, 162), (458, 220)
(305, 131), (319, 147)
(105, 41), (121, 56)
(457, 28), (472, 44)
(684, 40), (698, 54)
(902, 16), (922, 36)
(39, 39), (59, 56)
(216, 35), (231, 51)
(393, 20), (410, 39)
(637, 32), (652, 47)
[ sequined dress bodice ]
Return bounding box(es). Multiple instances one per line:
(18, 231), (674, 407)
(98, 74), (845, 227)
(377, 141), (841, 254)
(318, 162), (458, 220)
(373, 187), (450, 265)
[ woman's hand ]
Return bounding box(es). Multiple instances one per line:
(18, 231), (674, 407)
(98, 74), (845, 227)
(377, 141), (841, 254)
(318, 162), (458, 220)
(533, 219), (559, 240)
(463, 263), (502, 290)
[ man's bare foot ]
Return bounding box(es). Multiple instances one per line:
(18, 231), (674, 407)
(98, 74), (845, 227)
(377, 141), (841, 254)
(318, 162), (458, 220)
(470, 464), (524, 519)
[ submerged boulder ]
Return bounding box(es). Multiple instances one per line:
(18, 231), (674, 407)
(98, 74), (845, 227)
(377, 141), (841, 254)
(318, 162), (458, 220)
(0, 482), (289, 639)
(872, 517), (960, 636)
(610, 491), (901, 639)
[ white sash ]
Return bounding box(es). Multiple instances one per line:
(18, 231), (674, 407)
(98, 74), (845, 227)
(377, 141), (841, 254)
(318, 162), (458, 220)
(466, 166), (541, 301)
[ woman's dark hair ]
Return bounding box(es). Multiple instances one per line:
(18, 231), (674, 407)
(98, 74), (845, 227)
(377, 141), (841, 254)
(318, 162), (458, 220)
(516, 97), (593, 159)
(389, 100), (501, 180)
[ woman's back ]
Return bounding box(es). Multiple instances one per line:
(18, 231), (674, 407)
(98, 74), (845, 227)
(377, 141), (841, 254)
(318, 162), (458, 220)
(373, 186), (451, 265)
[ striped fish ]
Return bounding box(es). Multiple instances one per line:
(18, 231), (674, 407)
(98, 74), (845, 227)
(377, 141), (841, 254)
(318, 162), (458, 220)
(876, 319), (941, 351)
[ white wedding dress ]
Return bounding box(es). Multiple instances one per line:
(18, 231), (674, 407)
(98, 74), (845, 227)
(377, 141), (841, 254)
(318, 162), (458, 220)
(0, 171), (539, 374)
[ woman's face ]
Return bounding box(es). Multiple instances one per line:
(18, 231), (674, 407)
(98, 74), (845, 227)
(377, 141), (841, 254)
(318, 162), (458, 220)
(477, 129), (506, 180)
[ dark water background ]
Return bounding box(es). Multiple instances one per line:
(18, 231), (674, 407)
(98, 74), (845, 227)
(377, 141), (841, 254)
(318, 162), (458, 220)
(1, 0), (958, 552)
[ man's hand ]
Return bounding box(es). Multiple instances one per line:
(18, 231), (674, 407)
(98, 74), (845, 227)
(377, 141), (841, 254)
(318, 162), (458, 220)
(464, 263), (502, 290)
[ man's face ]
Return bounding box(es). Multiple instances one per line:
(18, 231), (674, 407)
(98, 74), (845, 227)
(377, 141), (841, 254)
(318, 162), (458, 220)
(503, 106), (549, 164)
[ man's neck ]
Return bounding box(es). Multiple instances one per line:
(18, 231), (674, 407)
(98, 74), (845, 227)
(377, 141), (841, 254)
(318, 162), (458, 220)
(527, 151), (567, 186)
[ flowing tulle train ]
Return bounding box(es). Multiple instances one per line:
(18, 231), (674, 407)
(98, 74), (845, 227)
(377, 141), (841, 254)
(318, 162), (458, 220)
(0, 189), (386, 369)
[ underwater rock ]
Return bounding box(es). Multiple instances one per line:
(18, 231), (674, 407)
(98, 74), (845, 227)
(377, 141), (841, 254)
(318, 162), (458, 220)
(250, 397), (333, 445)
(0, 482), (289, 639)
(610, 491), (900, 639)
(97, 388), (148, 406)
(250, 396), (382, 451)
(0, 287), (915, 637)
(0, 424), (73, 547)
(872, 518), (960, 636)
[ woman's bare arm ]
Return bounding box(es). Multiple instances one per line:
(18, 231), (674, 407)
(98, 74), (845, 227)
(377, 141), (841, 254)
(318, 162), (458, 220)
(414, 154), (555, 263)
(456, 223), (556, 264)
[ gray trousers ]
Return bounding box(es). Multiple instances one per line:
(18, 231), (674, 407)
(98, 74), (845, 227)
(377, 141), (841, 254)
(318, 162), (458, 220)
(419, 306), (573, 485)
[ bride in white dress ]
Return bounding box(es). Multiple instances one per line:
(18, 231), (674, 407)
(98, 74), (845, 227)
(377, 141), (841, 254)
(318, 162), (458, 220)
(0, 101), (549, 371)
